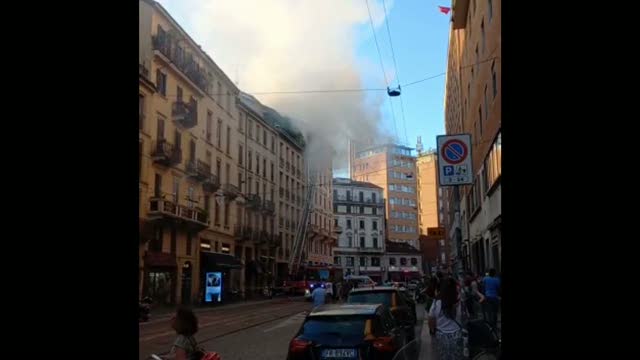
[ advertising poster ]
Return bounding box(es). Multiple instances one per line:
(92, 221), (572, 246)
(205, 272), (222, 303)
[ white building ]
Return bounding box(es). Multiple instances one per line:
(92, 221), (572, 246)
(332, 178), (386, 283)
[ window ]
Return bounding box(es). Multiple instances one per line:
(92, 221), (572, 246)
(225, 163), (230, 185)
(400, 258), (407, 266)
(263, 129), (267, 146)
(347, 235), (353, 247)
(248, 150), (253, 171)
(371, 257), (380, 267)
(176, 86), (183, 102)
(359, 257), (366, 267)
(334, 256), (341, 265)
(170, 227), (177, 254)
(346, 219), (352, 229)
(360, 237), (365, 248)
(270, 162), (274, 181)
(206, 111), (213, 142)
(156, 70), (166, 96)
(373, 237), (378, 248)
(346, 257), (355, 267)
(139, 95), (145, 130)
(226, 91), (230, 111)
(492, 62), (498, 98)
(187, 186), (195, 208)
(256, 154), (260, 174)
(481, 20), (486, 53)
(373, 220), (378, 230)
(359, 220), (365, 230)
(238, 144), (244, 165)
(154, 173), (162, 197)
(216, 119), (222, 148)
(410, 258), (418, 266)
(239, 112), (244, 132)
(389, 257), (396, 266)
(226, 126), (231, 154)
(224, 201), (229, 227)
(478, 106), (483, 138)
(186, 233), (192, 256)
(173, 177), (180, 203)
(263, 158), (267, 178)
(488, 0), (493, 21)
(216, 158), (221, 178)
(484, 86), (489, 122)
(475, 45), (479, 70)
(248, 119), (253, 138)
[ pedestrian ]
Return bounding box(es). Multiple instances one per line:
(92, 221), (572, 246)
(462, 271), (485, 318)
(481, 269), (501, 329)
(324, 280), (334, 302)
(428, 277), (465, 360)
(311, 282), (327, 309)
(335, 281), (343, 302)
(161, 307), (200, 360)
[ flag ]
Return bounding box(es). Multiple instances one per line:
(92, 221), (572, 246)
(438, 6), (451, 15)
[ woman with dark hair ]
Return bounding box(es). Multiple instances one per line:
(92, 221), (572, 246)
(428, 277), (464, 360)
(162, 307), (200, 360)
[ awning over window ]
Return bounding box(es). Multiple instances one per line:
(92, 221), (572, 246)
(201, 252), (242, 269)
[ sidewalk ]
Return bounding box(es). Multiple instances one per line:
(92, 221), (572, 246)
(145, 295), (303, 323)
(419, 313), (439, 359)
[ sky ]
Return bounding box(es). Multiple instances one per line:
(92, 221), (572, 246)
(155, 0), (450, 175)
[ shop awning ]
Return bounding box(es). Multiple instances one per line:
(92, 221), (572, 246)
(144, 252), (177, 268)
(201, 252), (242, 269)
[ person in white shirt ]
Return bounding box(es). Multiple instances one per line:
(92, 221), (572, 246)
(428, 277), (464, 360)
(324, 281), (333, 302)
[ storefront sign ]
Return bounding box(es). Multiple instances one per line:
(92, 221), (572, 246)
(308, 254), (333, 264)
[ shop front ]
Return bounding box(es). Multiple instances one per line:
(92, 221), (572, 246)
(142, 251), (177, 305)
(200, 252), (242, 305)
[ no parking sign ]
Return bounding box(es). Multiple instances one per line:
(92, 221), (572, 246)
(436, 134), (473, 186)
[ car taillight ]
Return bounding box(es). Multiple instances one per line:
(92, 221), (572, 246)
(372, 336), (395, 352)
(290, 338), (312, 353)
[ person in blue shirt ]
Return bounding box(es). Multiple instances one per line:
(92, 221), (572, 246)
(311, 283), (327, 308)
(482, 268), (501, 329)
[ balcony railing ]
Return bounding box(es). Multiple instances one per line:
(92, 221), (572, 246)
(148, 198), (208, 230)
(186, 159), (211, 181)
(151, 139), (182, 166)
(152, 34), (210, 92)
(222, 183), (240, 200)
(334, 195), (385, 205)
(172, 100), (198, 128)
(202, 174), (220, 193)
(262, 200), (275, 215)
(246, 194), (261, 209)
(234, 224), (253, 241)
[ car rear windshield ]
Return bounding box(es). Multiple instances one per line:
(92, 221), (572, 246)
(302, 316), (368, 338)
(347, 291), (393, 307)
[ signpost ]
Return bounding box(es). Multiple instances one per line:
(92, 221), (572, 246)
(436, 134), (473, 186)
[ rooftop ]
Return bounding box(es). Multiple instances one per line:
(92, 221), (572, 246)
(332, 178), (383, 190)
(309, 304), (381, 317)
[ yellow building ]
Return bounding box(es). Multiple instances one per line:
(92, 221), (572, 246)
(139, 0), (243, 305)
(416, 151), (440, 234)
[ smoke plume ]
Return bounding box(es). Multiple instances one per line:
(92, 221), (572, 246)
(157, 0), (396, 172)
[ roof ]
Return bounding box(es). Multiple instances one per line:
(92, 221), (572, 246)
(309, 304), (381, 317)
(385, 241), (421, 254)
(332, 178), (383, 190)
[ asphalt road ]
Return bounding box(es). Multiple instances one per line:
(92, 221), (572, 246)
(140, 298), (436, 360)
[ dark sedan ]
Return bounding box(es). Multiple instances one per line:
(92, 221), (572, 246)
(287, 304), (408, 360)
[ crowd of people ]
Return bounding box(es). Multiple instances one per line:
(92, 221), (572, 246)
(426, 268), (502, 360)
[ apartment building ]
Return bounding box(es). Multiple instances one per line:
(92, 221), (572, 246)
(306, 149), (336, 267)
(332, 178), (386, 283)
(352, 144), (420, 250)
(444, 0), (501, 274)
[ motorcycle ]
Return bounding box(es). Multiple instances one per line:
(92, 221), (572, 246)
(139, 296), (153, 322)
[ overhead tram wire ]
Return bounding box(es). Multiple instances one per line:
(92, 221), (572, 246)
(381, 0), (408, 145)
(365, 0), (399, 142)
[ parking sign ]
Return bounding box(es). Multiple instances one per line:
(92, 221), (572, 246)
(437, 134), (473, 186)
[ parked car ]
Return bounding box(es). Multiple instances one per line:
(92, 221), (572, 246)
(346, 287), (417, 341)
(287, 304), (408, 360)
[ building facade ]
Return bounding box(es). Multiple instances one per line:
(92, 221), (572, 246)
(352, 144), (420, 250)
(332, 178), (386, 283)
(444, 0), (501, 274)
(384, 241), (423, 282)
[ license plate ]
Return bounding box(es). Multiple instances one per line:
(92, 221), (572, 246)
(321, 348), (357, 358)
